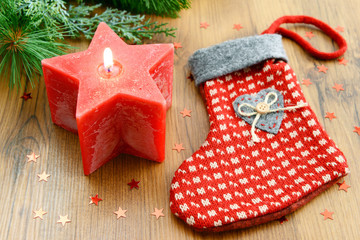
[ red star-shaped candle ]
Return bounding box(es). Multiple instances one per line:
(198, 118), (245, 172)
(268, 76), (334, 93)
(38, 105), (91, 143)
(42, 23), (174, 175)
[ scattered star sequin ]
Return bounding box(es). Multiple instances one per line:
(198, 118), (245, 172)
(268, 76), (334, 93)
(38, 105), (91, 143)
(128, 179), (140, 190)
(320, 209), (334, 220)
(332, 83), (344, 92)
(33, 208), (47, 220)
(21, 92), (32, 101)
(173, 42), (182, 49)
(151, 208), (165, 219)
(26, 152), (39, 163)
(335, 26), (344, 32)
(114, 207), (127, 219)
(233, 24), (243, 31)
(187, 75), (194, 81)
(180, 108), (192, 118)
(200, 22), (210, 29)
(337, 181), (350, 192)
(172, 143), (185, 153)
(57, 215), (71, 226)
(302, 78), (313, 87)
(89, 194), (102, 206)
(338, 58), (348, 65)
(325, 112), (336, 121)
(317, 64), (328, 73)
(305, 32), (315, 39)
(37, 171), (50, 182)
(354, 126), (360, 136)
(277, 216), (288, 224)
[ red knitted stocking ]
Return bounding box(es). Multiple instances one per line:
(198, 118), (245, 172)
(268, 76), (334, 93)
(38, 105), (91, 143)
(169, 16), (349, 232)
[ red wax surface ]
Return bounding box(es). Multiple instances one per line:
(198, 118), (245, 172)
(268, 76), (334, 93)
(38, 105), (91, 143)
(42, 22), (174, 175)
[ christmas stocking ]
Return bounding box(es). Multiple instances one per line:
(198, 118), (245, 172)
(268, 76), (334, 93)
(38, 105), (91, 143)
(170, 16), (349, 232)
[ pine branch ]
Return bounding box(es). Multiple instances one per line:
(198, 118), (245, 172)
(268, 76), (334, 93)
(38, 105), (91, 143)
(76, 0), (191, 18)
(68, 4), (177, 44)
(0, 0), (71, 89)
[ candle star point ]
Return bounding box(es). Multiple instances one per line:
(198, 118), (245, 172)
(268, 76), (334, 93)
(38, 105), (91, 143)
(320, 209), (334, 220)
(332, 83), (344, 92)
(302, 78), (313, 87)
(57, 215), (71, 226)
(180, 108), (192, 118)
(26, 152), (39, 163)
(151, 208), (165, 219)
(172, 143), (185, 153)
(89, 194), (102, 206)
(338, 58), (348, 65)
(21, 92), (32, 101)
(33, 208), (47, 220)
(305, 31), (315, 39)
(37, 171), (50, 182)
(114, 207), (127, 219)
(317, 64), (328, 73)
(200, 22), (210, 29)
(128, 179), (140, 190)
(354, 126), (360, 136)
(325, 112), (336, 121)
(233, 24), (243, 31)
(337, 181), (350, 192)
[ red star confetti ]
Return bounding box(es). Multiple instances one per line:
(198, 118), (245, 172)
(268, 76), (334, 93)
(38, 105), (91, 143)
(277, 216), (288, 224)
(325, 112), (336, 121)
(302, 78), (313, 87)
(335, 26), (344, 32)
(332, 83), (344, 92)
(33, 208), (47, 220)
(337, 181), (350, 192)
(320, 209), (334, 220)
(172, 143), (185, 153)
(187, 74), (194, 81)
(233, 24), (243, 31)
(37, 171), (50, 182)
(173, 42), (182, 50)
(21, 92), (32, 101)
(180, 108), (192, 118)
(114, 207), (127, 219)
(57, 215), (71, 226)
(354, 126), (360, 136)
(151, 208), (165, 219)
(128, 179), (140, 190)
(200, 22), (210, 29)
(305, 32), (315, 39)
(338, 58), (348, 65)
(317, 64), (328, 73)
(89, 194), (102, 206)
(26, 152), (39, 163)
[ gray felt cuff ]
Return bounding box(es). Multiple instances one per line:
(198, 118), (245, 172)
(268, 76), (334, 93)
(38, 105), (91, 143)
(188, 34), (288, 86)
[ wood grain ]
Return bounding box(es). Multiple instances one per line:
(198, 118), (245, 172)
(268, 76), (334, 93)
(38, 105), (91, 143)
(1, 0), (360, 239)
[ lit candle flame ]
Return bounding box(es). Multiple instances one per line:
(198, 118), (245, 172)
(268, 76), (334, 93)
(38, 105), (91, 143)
(103, 48), (114, 73)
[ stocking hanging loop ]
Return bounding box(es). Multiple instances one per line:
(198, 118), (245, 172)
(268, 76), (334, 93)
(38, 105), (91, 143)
(262, 15), (347, 60)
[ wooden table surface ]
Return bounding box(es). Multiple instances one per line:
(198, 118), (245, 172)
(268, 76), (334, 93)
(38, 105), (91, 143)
(1, 0), (360, 239)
